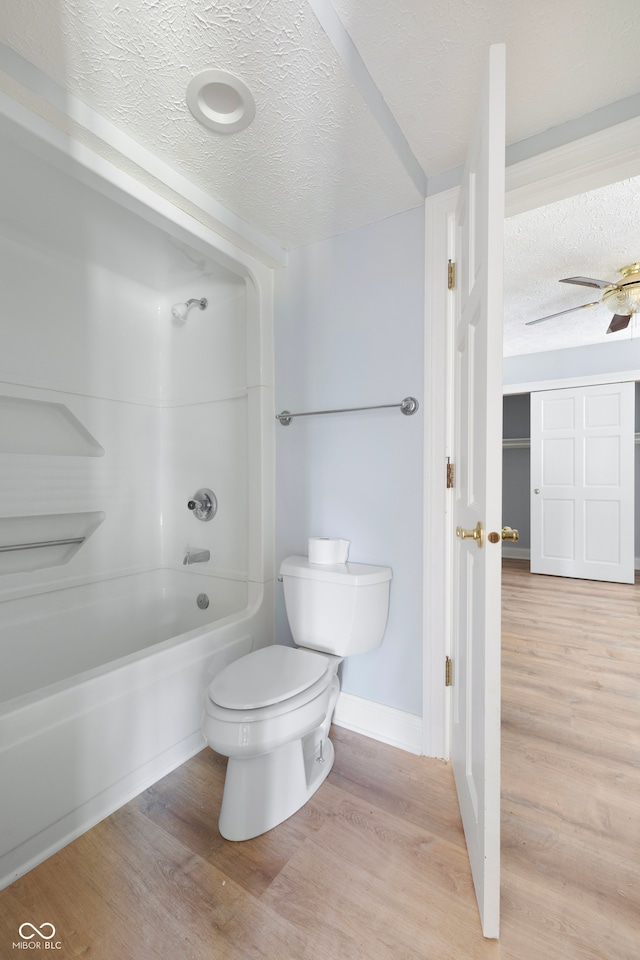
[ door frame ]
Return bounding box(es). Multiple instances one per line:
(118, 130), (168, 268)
(504, 371), (640, 396)
(423, 113), (640, 759)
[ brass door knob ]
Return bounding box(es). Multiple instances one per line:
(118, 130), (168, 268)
(488, 526), (520, 543)
(456, 521), (484, 548)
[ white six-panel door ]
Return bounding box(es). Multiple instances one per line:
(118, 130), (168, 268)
(530, 382), (635, 584)
(451, 43), (505, 940)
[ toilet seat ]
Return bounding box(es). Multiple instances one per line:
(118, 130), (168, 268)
(206, 645), (331, 721)
(202, 645), (339, 761)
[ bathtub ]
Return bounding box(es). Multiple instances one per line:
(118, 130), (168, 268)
(0, 569), (273, 889)
(0, 95), (275, 891)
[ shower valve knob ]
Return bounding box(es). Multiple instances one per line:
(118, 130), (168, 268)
(187, 488), (217, 521)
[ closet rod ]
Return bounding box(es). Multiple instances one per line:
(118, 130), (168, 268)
(503, 434), (640, 449)
(0, 537), (85, 554)
(276, 396), (419, 425)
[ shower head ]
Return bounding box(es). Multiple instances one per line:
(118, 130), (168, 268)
(171, 297), (208, 323)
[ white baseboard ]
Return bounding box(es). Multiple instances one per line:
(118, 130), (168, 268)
(502, 545), (530, 560)
(333, 691), (423, 755)
(503, 545), (640, 570)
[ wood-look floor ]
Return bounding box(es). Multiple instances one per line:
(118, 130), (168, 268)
(0, 560), (638, 959)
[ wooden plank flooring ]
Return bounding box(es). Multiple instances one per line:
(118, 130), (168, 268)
(0, 560), (638, 958)
(500, 560), (640, 960)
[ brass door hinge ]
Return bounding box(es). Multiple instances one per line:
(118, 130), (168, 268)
(445, 656), (453, 687)
(446, 457), (455, 489)
(447, 259), (456, 290)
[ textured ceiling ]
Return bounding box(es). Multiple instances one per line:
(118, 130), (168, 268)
(0, 0), (421, 249)
(330, 0), (640, 179)
(1, 0), (640, 357)
(504, 176), (640, 356)
(1, 0), (639, 252)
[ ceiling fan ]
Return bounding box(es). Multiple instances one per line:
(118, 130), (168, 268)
(526, 262), (640, 334)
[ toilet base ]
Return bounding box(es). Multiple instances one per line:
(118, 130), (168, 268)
(218, 730), (335, 841)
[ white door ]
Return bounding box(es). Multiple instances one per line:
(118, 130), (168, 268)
(530, 382), (635, 584)
(451, 44), (505, 939)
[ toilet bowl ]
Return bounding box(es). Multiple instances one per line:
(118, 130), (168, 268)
(202, 644), (341, 840)
(201, 555), (392, 841)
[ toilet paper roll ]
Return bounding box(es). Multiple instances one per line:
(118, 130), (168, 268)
(308, 537), (350, 564)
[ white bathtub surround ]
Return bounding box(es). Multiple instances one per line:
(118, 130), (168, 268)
(0, 106), (274, 887)
(0, 578), (273, 889)
(0, 395), (105, 457)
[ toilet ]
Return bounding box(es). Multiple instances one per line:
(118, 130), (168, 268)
(201, 554), (392, 841)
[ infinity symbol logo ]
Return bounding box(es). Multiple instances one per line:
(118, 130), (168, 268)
(19, 922), (56, 940)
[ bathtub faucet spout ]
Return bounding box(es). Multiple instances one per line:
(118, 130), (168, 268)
(183, 549), (210, 565)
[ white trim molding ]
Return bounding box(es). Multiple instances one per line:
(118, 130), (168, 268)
(422, 189), (457, 760)
(504, 370), (640, 396)
(503, 546), (640, 571)
(307, 0), (426, 197)
(333, 692), (423, 756)
(505, 115), (640, 217)
(502, 546), (530, 561)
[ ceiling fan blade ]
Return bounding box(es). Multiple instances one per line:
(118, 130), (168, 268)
(559, 276), (613, 289)
(606, 314), (632, 334)
(525, 300), (600, 326)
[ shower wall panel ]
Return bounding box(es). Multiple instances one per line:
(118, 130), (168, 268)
(0, 135), (249, 596)
(158, 276), (249, 580)
(0, 233), (163, 593)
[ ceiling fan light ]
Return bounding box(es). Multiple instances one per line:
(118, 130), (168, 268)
(603, 284), (640, 316)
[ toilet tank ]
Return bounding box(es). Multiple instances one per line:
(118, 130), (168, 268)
(280, 556), (392, 656)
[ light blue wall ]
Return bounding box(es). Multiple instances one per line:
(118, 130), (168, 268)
(504, 339), (640, 386)
(274, 207), (425, 716)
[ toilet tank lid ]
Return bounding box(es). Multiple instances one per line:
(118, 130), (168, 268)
(280, 555), (392, 585)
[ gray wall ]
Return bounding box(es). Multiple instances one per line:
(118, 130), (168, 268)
(503, 393), (531, 549)
(274, 207), (425, 716)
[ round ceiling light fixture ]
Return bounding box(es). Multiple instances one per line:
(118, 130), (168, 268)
(186, 69), (255, 134)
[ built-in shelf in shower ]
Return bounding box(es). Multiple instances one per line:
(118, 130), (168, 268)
(0, 395), (104, 456)
(0, 512), (105, 575)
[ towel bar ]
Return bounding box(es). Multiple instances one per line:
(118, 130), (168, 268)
(276, 396), (419, 425)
